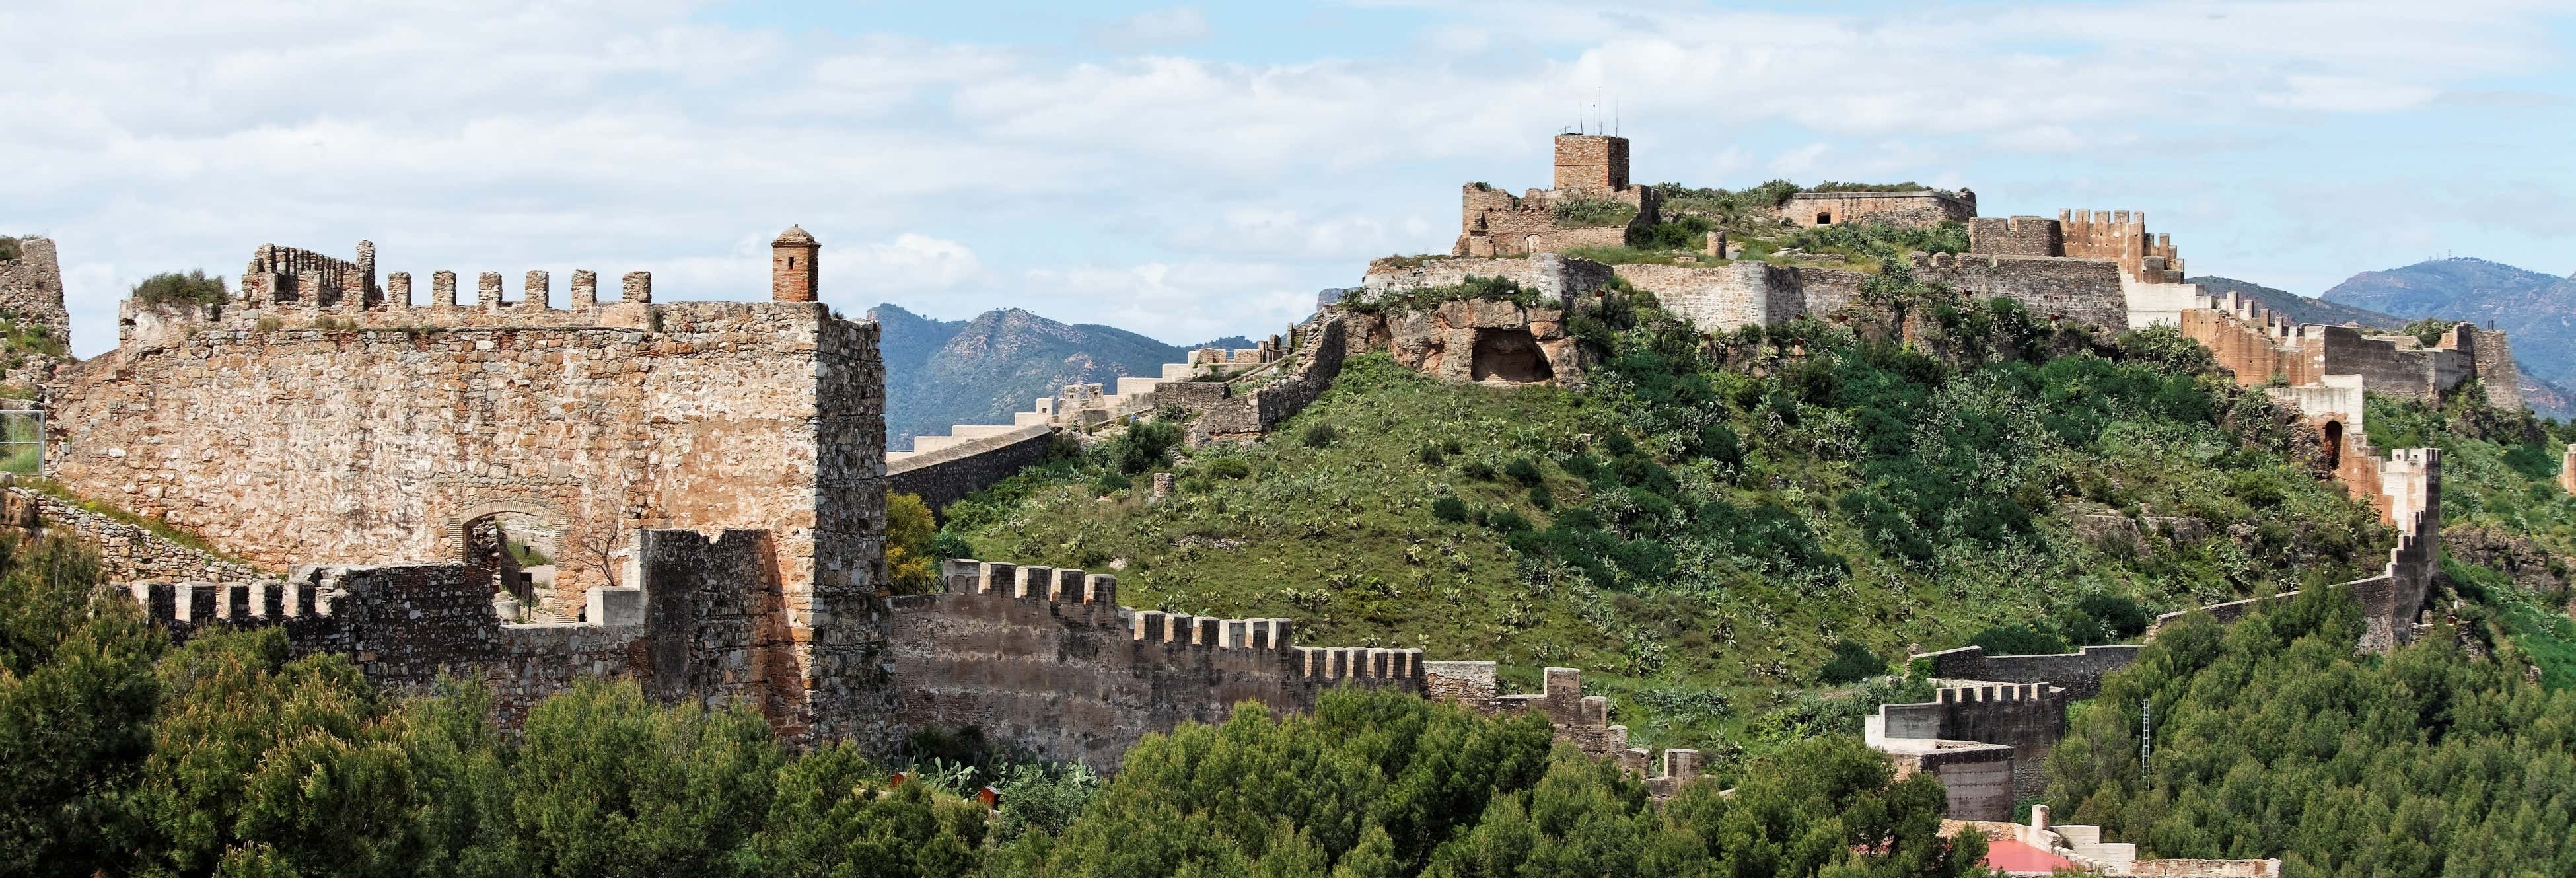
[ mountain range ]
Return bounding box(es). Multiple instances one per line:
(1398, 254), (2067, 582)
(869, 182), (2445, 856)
(871, 303), (1252, 446)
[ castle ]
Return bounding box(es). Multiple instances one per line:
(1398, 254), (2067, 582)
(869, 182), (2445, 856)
(2, 132), (2536, 839)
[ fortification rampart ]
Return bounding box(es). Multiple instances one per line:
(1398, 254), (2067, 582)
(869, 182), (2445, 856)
(1358, 254), (1613, 308)
(1, 482), (264, 584)
(1910, 645), (2144, 701)
(2181, 291), (2519, 408)
(58, 235), (886, 740)
(1873, 682), (2069, 806)
(886, 559), (1423, 768)
(123, 527), (807, 729)
(1194, 315), (1349, 442)
(1914, 252), (2131, 329)
(1779, 189), (1975, 229)
(0, 236), (70, 337)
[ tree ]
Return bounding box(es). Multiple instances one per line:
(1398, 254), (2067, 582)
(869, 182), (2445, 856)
(886, 491), (940, 595)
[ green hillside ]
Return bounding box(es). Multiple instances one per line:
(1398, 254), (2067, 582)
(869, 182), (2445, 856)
(943, 277), (2397, 759)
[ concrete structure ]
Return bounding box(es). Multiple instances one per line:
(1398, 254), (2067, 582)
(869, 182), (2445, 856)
(1779, 188), (1976, 229)
(1453, 135), (1662, 258)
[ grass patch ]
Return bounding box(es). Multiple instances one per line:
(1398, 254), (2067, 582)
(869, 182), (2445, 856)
(1552, 196), (1638, 229)
(132, 270), (227, 307)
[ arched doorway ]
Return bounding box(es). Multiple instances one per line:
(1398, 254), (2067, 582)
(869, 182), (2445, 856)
(448, 499), (569, 620)
(2322, 420), (2344, 472)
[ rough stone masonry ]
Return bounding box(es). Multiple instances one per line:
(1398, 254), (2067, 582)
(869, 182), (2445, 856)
(48, 227), (888, 740)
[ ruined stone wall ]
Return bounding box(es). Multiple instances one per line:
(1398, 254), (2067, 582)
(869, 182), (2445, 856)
(884, 560), (1423, 768)
(2180, 307), (2326, 386)
(1779, 190), (1975, 229)
(1968, 217), (2063, 257)
(3, 485), (263, 584)
(125, 526), (800, 729)
(1360, 255), (1613, 308)
(1914, 252), (2131, 330)
(1196, 316), (1348, 441)
(0, 236), (70, 336)
(240, 242), (379, 307)
(1612, 262), (1801, 334)
(1912, 645), (2144, 701)
(1454, 186), (1561, 258)
(2466, 326), (2525, 412)
(2183, 294), (2503, 406)
(1454, 135), (1658, 258)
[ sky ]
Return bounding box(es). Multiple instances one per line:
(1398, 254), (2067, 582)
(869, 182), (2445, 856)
(5, 1), (2574, 358)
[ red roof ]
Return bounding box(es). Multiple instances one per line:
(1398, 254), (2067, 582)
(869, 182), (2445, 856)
(1982, 838), (2079, 874)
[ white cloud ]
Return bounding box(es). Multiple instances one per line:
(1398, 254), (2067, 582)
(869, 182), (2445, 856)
(3, 0), (2570, 356)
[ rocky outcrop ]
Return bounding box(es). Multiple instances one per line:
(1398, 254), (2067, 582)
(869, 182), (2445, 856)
(1342, 299), (1584, 390)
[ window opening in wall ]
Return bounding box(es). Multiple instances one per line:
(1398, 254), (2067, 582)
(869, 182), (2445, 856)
(1816, 212), (1832, 225)
(465, 511), (562, 620)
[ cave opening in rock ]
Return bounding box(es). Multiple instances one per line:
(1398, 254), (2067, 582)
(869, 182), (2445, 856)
(1470, 328), (1554, 383)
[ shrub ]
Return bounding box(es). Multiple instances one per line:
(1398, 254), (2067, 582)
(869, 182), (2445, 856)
(0, 237), (18, 262)
(1206, 458), (1252, 480)
(1527, 484), (1553, 511)
(1301, 423), (1338, 448)
(1415, 443), (1447, 466)
(885, 492), (940, 595)
(1502, 457), (1544, 487)
(1484, 509), (1532, 534)
(1967, 622), (2069, 656)
(1460, 460), (1497, 481)
(1552, 197), (1639, 229)
(1430, 497), (1470, 523)
(1109, 420), (1183, 476)
(1818, 639), (1888, 684)
(131, 270), (227, 307)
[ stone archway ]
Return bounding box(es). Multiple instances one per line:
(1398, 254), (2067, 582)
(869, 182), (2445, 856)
(448, 498), (570, 618)
(2322, 420), (2344, 472)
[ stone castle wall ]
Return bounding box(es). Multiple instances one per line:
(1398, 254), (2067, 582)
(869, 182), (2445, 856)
(55, 239), (888, 740)
(1914, 252), (2132, 329)
(1877, 682), (2069, 803)
(1778, 189), (1975, 229)
(1, 484), (264, 584)
(1911, 645), (2145, 701)
(885, 425), (1058, 511)
(885, 559), (1425, 768)
(2182, 291), (2520, 407)
(1195, 316), (1349, 442)
(1454, 136), (1659, 258)
(122, 527), (794, 729)
(0, 236), (70, 336)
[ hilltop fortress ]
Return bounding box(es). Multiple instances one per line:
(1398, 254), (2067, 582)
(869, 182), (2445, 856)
(0, 131), (2530, 828)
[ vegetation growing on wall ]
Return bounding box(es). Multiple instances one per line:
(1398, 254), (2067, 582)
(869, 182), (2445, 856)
(131, 270), (227, 307)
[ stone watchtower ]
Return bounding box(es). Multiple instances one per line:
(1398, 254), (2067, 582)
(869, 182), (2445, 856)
(772, 225), (819, 303)
(1553, 134), (1629, 196)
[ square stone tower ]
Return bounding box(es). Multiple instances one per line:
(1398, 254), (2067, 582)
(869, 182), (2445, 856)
(772, 225), (819, 303)
(1553, 134), (1629, 195)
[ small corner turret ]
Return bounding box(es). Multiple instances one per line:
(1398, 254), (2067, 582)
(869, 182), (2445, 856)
(772, 224), (820, 303)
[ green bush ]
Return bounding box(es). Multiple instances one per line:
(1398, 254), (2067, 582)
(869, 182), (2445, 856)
(1206, 458), (1252, 480)
(1552, 196), (1639, 229)
(1502, 457), (1544, 487)
(1415, 443), (1447, 466)
(0, 237), (18, 262)
(131, 270), (227, 307)
(1301, 423), (1338, 448)
(1431, 496), (1470, 523)
(1108, 420), (1183, 476)
(1817, 638), (1888, 684)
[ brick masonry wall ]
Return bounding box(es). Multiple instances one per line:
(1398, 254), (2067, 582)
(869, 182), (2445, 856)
(3, 486), (263, 584)
(0, 236), (71, 336)
(886, 559), (1424, 768)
